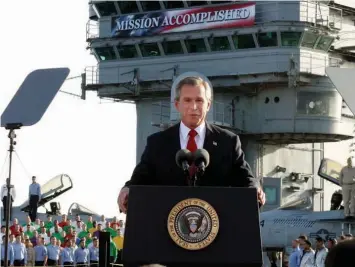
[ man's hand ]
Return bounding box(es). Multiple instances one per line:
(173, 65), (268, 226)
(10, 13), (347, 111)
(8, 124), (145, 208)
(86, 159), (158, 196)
(257, 187), (266, 206)
(118, 187), (129, 214)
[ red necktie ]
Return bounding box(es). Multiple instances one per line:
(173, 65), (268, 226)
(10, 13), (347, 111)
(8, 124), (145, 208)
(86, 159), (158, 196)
(187, 129), (198, 177)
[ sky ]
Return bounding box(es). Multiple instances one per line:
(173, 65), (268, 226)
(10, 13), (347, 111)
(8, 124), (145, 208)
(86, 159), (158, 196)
(0, 0), (136, 218)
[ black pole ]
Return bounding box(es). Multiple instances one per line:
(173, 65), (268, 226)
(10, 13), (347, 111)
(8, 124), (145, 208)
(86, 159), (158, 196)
(4, 129), (16, 267)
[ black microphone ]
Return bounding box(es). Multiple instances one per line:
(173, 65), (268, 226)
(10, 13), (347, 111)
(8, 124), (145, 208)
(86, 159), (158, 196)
(193, 149), (210, 173)
(175, 149), (193, 173)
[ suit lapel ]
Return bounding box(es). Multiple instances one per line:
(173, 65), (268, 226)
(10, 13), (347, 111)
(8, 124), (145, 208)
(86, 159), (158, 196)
(203, 122), (215, 153)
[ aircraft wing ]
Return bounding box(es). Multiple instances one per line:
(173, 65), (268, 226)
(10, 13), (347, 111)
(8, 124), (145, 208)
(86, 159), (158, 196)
(318, 158), (342, 186)
(20, 174), (73, 212)
(67, 202), (99, 216)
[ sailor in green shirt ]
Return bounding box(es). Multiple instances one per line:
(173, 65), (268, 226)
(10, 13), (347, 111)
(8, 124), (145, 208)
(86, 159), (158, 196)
(24, 224), (34, 238)
(104, 222), (117, 238)
(110, 238), (118, 264)
(63, 223), (75, 234)
(86, 233), (93, 247)
(44, 215), (53, 230)
(78, 224), (89, 239)
(52, 231), (63, 242)
(86, 215), (94, 230)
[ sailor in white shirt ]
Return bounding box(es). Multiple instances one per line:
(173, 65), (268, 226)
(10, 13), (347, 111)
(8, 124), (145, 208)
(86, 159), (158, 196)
(1, 178), (16, 221)
(300, 240), (315, 267)
(314, 237), (328, 267)
(97, 215), (106, 229)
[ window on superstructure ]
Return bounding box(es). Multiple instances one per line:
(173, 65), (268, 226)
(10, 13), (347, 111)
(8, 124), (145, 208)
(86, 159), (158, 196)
(296, 91), (342, 118)
(257, 32), (278, 47)
(163, 1), (184, 9)
(117, 45), (138, 59)
(162, 41), (184, 55)
(95, 47), (117, 61)
(281, 32), (302, 47)
(186, 1), (208, 7)
(209, 36), (231, 52)
(315, 36), (334, 51)
(140, 1), (161, 12)
(301, 32), (319, 49)
(263, 186), (277, 205)
(185, 39), (207, 53)
(118, 1), (139, 14)
(139, 43), (161, 57)
(95, 1), (117, 17)
(232, 34), (255, 49)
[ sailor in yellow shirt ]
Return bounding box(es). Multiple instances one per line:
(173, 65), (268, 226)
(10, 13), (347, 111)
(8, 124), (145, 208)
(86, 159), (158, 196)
(113, 229), (124, 264)
(113, 229), (124, 250)
(88, 221), (97, 235)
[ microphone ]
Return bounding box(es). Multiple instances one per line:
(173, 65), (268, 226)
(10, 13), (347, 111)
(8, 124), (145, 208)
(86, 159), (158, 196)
(175, 149), (193, 173)
(193, 149), (210, 173)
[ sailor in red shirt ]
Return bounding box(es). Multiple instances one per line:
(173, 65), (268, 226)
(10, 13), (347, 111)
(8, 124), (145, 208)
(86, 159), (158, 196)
(9, 218), (22, 234)
(58, 214), (68, 228)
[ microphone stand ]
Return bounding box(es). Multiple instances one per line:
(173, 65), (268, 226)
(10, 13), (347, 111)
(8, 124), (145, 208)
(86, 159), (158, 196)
(4, 129), (17, 267)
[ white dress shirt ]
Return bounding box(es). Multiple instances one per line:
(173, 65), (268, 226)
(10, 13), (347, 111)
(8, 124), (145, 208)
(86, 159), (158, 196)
(1, 184), (16, 201)
(179, 121), (206, 150)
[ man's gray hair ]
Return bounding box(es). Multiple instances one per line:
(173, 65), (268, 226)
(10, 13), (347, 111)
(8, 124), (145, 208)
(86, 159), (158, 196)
(174, 76), (212, 101)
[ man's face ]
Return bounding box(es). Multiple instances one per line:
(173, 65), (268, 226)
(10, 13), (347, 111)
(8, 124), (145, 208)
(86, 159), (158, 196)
(174, 84), (211, 129)
(291, 240), (298, 248)
(32, 177), (36, 183)
(316, 240), (323, 249)
(299, 239), (306, 249)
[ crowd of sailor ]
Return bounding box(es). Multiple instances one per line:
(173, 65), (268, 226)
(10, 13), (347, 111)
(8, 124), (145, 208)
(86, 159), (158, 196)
(0, 214), (125, 266)
(270, 233), (354, 267)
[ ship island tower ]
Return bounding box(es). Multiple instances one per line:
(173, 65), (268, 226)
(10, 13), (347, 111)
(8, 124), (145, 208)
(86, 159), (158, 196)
(84, 0), (355, 212)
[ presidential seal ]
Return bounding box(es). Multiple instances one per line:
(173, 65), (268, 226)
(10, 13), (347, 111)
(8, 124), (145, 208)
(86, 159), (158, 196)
(167, 198), (219, 250)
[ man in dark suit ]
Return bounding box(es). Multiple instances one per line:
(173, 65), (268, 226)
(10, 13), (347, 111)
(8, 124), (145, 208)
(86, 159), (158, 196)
(118, 75), (265, 213)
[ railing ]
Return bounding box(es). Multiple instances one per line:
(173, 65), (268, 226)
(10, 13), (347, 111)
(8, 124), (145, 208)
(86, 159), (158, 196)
(85, 65), (99, 85)
(86, 20), (99, 40)
(84, 51), (341, 87)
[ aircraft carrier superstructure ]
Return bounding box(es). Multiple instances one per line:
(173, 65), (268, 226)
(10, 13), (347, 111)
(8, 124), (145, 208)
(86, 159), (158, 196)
(84, 0), (355, 212)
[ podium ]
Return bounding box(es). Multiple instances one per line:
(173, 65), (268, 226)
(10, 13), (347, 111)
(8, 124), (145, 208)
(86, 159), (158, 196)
(122, 185), (263, 267)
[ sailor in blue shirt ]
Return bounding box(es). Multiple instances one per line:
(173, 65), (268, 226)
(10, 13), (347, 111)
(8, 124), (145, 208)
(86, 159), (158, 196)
(34, 237), (48, 266)
(28, 176), (41, 221)
(61, 239), (75, 267)
(1, 236), (14, 266)
(289, 239), (301, 267)
(47, 236), (61, 267)
(13, 235), (27, 266)
(89, 237), (99, 267)
(74, 238), (90, 266)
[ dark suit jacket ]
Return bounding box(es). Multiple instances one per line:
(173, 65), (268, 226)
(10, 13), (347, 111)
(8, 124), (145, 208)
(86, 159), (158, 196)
(125, 122), (260, 188)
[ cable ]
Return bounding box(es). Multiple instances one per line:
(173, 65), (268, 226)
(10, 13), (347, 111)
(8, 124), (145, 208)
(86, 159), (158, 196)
(14, 151), (31, 178)
(0, 151), (9, 179)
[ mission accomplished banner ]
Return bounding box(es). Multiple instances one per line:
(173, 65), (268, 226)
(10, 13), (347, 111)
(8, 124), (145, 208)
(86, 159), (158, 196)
(111, 2), (255, 37)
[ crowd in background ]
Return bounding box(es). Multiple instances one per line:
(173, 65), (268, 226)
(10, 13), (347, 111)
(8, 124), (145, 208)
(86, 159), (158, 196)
(269, 233), (355, 267)
(0, 214), (125, 266)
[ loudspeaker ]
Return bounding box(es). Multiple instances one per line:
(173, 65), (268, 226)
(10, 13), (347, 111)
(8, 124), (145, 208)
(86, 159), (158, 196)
(99, 231), (111, 267)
